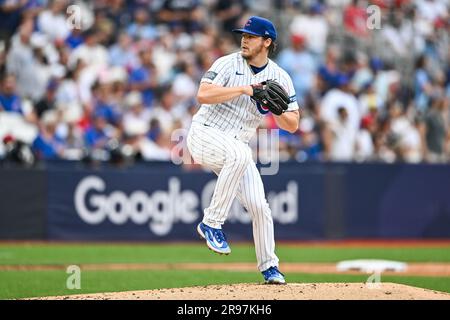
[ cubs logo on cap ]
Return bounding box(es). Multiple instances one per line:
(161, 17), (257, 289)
(233, 16), (277, 40)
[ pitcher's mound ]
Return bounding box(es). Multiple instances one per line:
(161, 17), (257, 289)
(33, 283), (450, 300)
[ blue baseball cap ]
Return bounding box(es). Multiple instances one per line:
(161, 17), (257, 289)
(233, 16), (277, 40)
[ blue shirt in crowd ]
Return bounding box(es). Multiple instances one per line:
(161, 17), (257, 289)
(84, 127), (108, 148)
(0, 94), (22, 114)
(32, 134), (65, 159)
(129, 66), (154, 107)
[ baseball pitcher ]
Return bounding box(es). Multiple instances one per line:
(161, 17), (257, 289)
(186, 16), (300, 284)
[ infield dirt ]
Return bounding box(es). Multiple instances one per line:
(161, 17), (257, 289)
(29, 283), (450, 300)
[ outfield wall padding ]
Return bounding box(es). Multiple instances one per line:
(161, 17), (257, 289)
(0, 168), (47, 239)
(1, 162), (449, 240)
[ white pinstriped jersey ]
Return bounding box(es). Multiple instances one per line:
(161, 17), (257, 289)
(192, 52), (299, 143)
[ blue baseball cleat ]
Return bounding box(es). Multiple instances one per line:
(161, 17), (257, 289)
(262, 266), (286, 284)
(197, 222), (231, 255)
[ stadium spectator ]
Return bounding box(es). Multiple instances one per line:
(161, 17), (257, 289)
(343, 0), (369, 38)
(371, 58), (401, 109)
(68, 28), (108, 72)
(65, 28), (84, 49)
(139, 118), (172, 161)
(0, 0), (27, 46)
(6, 19), (38, 100)
(425, 95), (449, 162)
(388, 102), (424, 162)
(129, 48), (160, 108)
(108, 32), (139, 70)
(156, 0), (204, 33)
(213, 0), (245, 34)
(380, 10), (416, 60)
(288, 2), (328, 56)
(96, 0), (132, 34)
(171, 61), (198, 107)
(34, 79), (58, 119)
(0, 0), (448, 165)
(54, 66), (84, 123)
(322, 106), (357, 161)
(320, 74), (361, 132)
(37, 0), (70, 42)
(277, 34), (318, 106)
(371, 119), (396, 163)
(149, 88), (179, 136)
(296, 113), (323, 162)
(415, 0), (449, 24)
(31, 110), (65, 160)
(60, 121), (84, 160)
(84, 108), (115, 149)
(127, 7), (159, 41)
(122, 90), (151, 137)
(90, 80), (121, 126)
(414, 55), (435, 113)
(317, 45), (342, 92)
(355, 114), (375, 162)
(0, 74), (23, 114)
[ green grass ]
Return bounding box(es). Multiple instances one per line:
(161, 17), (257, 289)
(1, 244), (449, 265)
(0, 243), (449, 299)
(0, 270), (259, 299)
(1, 270), (449, 299)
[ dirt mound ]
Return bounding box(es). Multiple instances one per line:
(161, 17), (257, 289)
(30, 283), (450, 300)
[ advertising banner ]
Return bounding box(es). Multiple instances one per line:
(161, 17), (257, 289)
(47, 166), (326, 240)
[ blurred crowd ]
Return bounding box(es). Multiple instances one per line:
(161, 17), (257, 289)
(0, 0), (449, 167)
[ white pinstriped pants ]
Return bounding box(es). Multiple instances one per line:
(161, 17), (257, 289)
(186, 122), (279, 271)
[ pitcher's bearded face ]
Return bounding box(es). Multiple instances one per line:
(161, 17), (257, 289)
(240, 34), (269, 60)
